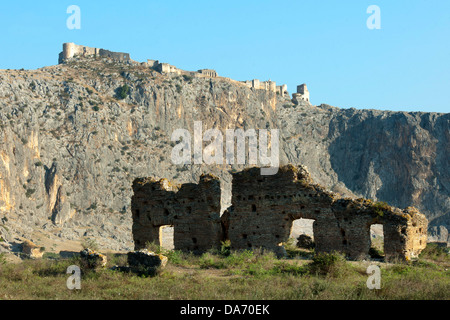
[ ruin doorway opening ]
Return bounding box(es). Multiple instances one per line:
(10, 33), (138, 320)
(369, 224), (385, 260)
(290, 218), (315, 250)
(159, 225), (174, 250)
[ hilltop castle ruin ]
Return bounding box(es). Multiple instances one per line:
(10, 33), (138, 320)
(58, 43), (309, 103)
(58, 43), (131, 64)
(131, 165), (428, 261)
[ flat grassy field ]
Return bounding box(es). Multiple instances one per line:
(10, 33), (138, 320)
(0, 242), (448, 300)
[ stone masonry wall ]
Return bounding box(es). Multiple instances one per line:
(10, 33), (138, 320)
(131, 174), (224, 253)
(131, 165), (428, 261)
(228, 165), (428, 261)
(59, 43), (130, 64)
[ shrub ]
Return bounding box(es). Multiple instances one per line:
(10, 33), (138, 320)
(116, 84), (130, 100)
(390, 264), (412, 275)
(25, 188), (36, 198)
(43, 252), (60, 260)
(271, 261), (308, 276)
(419, 243), (450, 262)
(368, 246), (384, 259)
(220, 240), (231, 257)
(199, 252), (226, 269)
(182, 74), (194, 82)
(308, 252), (350, 277)
(107, 253), (128, 267)
(165, 250), (185, 265)
(81, 238), (99, 251)
(372, 201), (390, 217)
(224, 250), (255, 267)
(145, 241), (162, 254)
(411, 259), (440, 270)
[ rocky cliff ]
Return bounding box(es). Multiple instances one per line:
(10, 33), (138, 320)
(0, 56), (448, 252)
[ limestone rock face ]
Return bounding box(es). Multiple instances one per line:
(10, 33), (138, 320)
(0, 56), (448, 252)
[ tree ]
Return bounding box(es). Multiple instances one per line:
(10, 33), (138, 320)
(116, 84), (130, 100)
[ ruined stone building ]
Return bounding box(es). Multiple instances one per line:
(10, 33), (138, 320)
(242, 79), (277, 93)
(131, 165), (428, 261)
(58, 43), (298, 99)
(198, 69), (218, 78)
(277, 84), (288, 97)
(131, 174), (224, 253)
(157, 63), (182, 75)
(227, 165), (427, 261)
(58, 43), (131, 64)
(241, 79), (292, 97)
(292, 84), (310, 104)
(144, 60), (217, 78)
(144, 60), (181, 75)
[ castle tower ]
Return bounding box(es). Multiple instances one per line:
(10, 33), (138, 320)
(62, 43), (76, 60)
(297, 84), (310, 102)
(268, 80), (277, 93)
(252, 79), (260, 90)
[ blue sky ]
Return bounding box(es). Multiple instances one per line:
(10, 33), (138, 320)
(0, 0), (449, 113)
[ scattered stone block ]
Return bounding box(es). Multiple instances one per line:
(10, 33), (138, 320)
(22, 240), (44, 259)
(80, 248), (107, 269)
(127, 249), (168, 276)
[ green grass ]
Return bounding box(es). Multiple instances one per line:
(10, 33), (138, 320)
(0, 244), (448, 300)
(419, 243), (450, 263)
